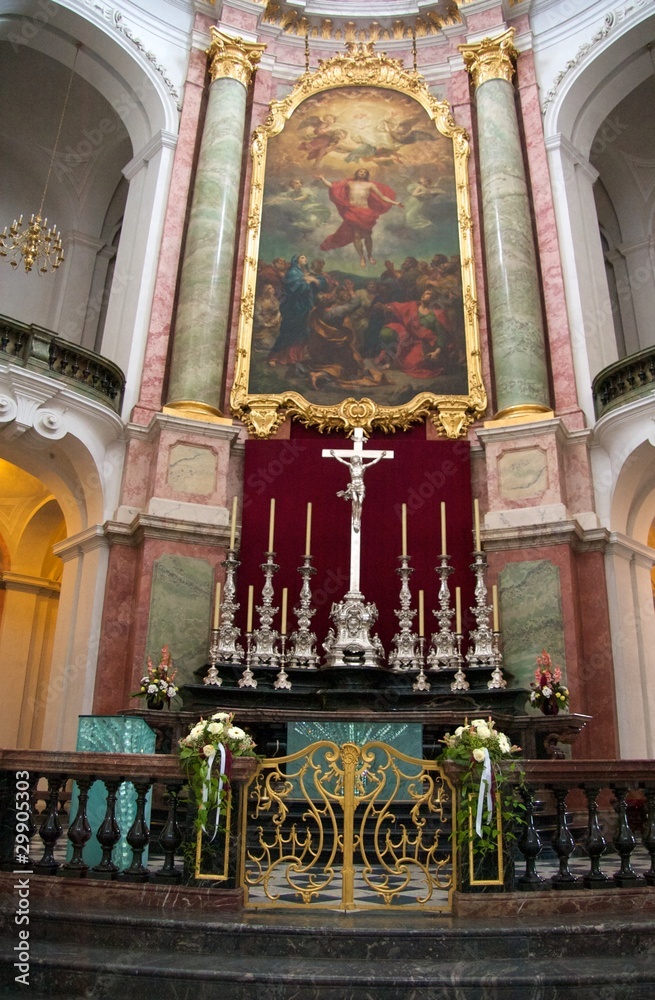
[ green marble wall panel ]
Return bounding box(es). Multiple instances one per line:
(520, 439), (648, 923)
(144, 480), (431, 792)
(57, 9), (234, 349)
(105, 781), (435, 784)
(476, 78), (549, 412)
(68, 716), (156, 868)
(168, 77), (248, 410)
(499, 560), (567, 704)
(145, 554), (213, 690)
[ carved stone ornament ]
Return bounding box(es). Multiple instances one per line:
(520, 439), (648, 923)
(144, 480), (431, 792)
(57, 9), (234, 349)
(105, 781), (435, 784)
(230, 43), (487, 438)
(459, 27), (518, 89)
(207, 27), (266, 88)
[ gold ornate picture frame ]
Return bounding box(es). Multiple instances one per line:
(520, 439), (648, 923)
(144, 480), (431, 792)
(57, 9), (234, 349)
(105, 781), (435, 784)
(231, 44), (486, 438)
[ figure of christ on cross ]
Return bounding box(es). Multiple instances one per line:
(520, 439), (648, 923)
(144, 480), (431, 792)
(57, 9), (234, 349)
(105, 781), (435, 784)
(323, 428), (394, 594)
(318, 169), (404, 268)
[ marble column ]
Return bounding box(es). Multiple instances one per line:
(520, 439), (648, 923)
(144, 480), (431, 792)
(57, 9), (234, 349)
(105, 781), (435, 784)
(460, 29), (552, 422)
(165, 29), (265, 421)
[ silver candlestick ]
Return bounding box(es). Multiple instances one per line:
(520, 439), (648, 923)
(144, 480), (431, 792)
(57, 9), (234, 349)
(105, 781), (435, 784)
(250, 551), (281, 667)
(207, 549), (244, 674)
(466, 549), (495, 668)
(412, 638), (430, 692)
(450, 633), (469, 692)
(238, 632), (257, 689)
(390, 555), (420, 671)
(427, 554), (458, 670)
(488, 630), (507, 689)
(204, 629), (222, 687)
(274, 635), (292, 690)
(287, 555), (319, 669)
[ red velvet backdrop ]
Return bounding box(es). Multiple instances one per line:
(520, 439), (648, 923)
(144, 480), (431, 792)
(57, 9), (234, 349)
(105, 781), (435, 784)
(238, 426), (474, 655)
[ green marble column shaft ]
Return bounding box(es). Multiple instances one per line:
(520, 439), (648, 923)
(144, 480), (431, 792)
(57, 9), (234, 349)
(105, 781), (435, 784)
(461, 30), (550, 419)
(167, 30), (265, 418)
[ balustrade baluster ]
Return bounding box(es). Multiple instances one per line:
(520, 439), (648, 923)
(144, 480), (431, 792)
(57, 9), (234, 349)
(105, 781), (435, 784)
(121, 779), (152, 882)
(516, 784), (545, 890)
(1, 326), (10, 352)
(34, 774), (67, 875)
(643, 786), (655, 887)
(611, 784), (642, 887)
(48, 340), (57, 370)
(90, 779), (121, 878)
(61, 776), (95, 876)
(550, 786), (580, 889)
(59, 349), (69, 373)
(582, 784), (611, 889)
(70, 353), (80, 377)
(155, 783), (184, 883)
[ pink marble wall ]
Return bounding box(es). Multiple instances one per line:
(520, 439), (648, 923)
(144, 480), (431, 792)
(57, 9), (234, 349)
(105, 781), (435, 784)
(131, 45), (207, 425)
(487, 544), (618, 759)
(516, 50), (585, 430)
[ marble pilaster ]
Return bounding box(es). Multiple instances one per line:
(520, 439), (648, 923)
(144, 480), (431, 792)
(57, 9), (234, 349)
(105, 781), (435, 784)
(166, 29), (265, 420)
(460, 29), (551, 423)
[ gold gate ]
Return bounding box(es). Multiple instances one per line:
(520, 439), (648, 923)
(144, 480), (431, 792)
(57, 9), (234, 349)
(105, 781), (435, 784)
(239, 741), (456, 911)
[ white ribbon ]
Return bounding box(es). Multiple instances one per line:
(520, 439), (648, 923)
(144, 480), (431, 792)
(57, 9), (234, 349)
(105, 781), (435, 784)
(201, 742), (227, 843)
(475, 748), (493, 838)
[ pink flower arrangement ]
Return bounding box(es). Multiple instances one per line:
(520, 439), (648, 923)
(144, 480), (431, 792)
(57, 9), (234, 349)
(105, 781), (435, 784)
(530, 650), (569, 712)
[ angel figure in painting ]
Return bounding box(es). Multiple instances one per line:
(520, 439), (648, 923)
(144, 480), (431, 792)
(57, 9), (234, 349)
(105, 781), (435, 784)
(318, 169), (404, 267)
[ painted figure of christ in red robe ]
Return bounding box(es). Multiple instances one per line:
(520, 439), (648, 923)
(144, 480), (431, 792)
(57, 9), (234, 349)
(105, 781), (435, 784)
(318, 168), (403, 267)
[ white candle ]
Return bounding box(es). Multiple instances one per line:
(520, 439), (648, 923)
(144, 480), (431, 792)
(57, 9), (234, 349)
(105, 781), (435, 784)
(281, 587), (288, 636)
(440, 501), (447, 555)
(473, 498), (481, 551)
(247, 584), (254, 633)
(268, 497), (276, 552)
(456, 587), (462, 634)
(401, 503), (407, 557)
(305, 502), (312, 556)
(229, 496), (238, 550)
(213, 581), (221, 630)
(418, 589), (424, 638)
(492, 584), (499, 631)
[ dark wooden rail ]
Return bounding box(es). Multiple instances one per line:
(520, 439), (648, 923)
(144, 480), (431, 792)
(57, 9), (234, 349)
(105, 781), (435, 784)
(0, 749), (255, 884)
(592, 345), (655, 419)
(0, 314), (125, 413)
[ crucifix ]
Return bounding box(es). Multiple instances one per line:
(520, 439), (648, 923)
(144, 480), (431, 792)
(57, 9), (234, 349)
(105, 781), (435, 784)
(322, 427), (394, 594)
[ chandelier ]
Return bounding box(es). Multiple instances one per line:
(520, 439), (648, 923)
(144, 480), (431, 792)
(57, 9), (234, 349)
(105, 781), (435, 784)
(0, 47), (78, 274)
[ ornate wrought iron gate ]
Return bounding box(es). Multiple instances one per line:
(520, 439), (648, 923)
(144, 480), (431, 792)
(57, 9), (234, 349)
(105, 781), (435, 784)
(240, 741), (456, 911)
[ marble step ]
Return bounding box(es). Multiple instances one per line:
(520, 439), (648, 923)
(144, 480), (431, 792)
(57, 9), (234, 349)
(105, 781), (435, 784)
(18, 903), (655, 963)
(2, 939), (655, 1000)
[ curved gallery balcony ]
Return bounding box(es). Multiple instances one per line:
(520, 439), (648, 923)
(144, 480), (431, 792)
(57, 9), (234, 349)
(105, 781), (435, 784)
(593, 346), (655, 420)
(0, 314), (125, 414)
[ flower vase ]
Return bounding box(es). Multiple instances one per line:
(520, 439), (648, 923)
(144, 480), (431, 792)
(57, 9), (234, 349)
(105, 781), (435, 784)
(146, 696), (164, 710)
(541, 698), (559, 716)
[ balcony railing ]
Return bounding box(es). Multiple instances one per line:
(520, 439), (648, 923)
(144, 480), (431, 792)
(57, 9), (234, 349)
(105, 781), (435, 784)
(1, 749), (654, 897)
(592, 346), (655, 420)
(0, 314), (125, 414)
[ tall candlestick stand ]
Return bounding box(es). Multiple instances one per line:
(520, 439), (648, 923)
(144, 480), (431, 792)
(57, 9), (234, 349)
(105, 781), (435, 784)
(390, 555), (420, 671)
(427, 555), (458, 670)
(412, 638), (430, 691)
(466, 550), (506, 688)
(251, 551), (281, 667)
(238, 632), (257, 689)
(204, 549), (243, 685)
(274, 635), (292, 690)
(287, 555), (319, 669)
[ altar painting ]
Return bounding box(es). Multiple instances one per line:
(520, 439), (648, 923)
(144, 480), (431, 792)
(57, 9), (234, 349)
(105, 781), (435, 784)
(232, 52), (485, 437)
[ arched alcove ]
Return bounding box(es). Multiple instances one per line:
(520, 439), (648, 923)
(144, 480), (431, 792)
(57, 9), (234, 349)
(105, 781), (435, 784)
(0, 2), (180, 416)
(0, 459), (66, 748)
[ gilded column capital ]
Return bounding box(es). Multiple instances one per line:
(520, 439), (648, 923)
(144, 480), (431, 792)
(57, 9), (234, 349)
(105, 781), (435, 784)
(459, 28), (518, 89)
(207, 27), (266, 88)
